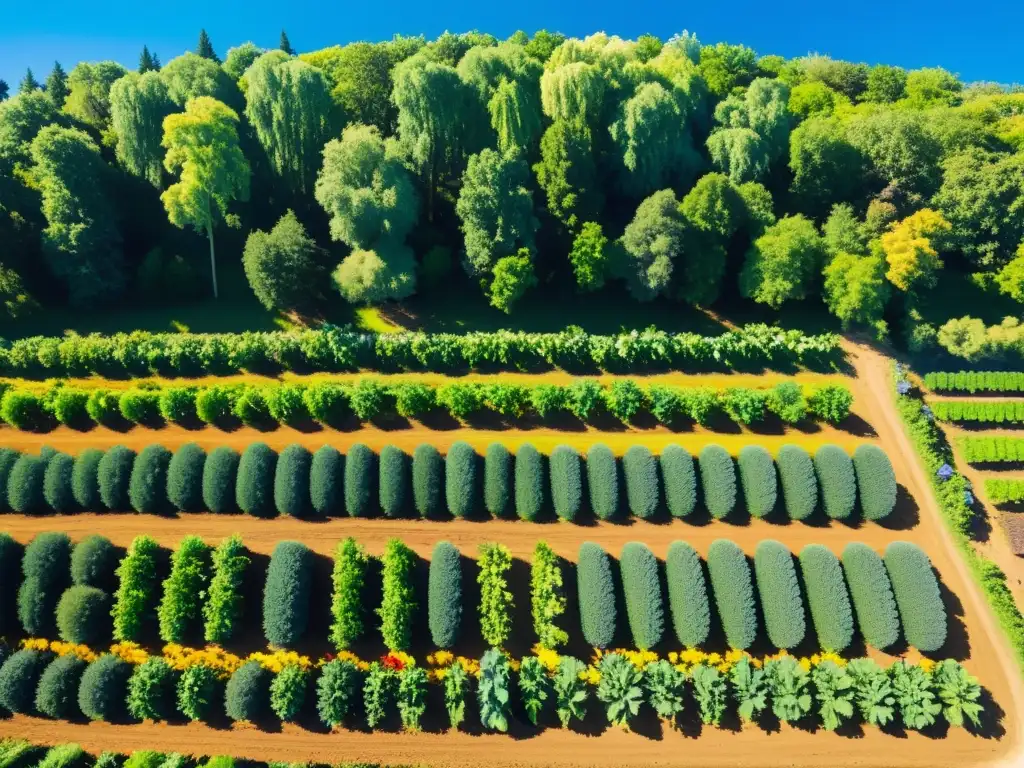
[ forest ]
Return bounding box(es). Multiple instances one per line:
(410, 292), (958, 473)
(1, 28), (1023, 352)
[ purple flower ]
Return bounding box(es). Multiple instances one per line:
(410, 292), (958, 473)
(896, 380), (911, 396)
(937, 463), (954, 481)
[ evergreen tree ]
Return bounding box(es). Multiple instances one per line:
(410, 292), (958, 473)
(280, 30), (295, 55)
(19, 68), (40, 94)
(139, 46), (160, 73)
(45, 62), (69, 108)
(0, 80), (8, 101)
(196, 29), (220, 63)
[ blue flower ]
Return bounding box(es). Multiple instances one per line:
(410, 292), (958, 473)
(896, 380), (911, 396)
(937, 463), (954, 481)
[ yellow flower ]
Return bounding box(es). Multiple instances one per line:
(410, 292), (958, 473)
(798, 657), (812, 672)
(581, 666), (601, 685)
(919, 658), (936, 673)
(533, 645), (561, 673)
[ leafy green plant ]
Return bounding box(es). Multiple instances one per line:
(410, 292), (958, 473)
(78, 654), (132, 722)
(798, 544), (854, 652)
(553, 656), (588, 728)
(363, 662), (397, 728)
(484, 443), (512, 517)
(310, 445), (343, 516)
(518, 656), (551, 725)
(412, 444), (443, 518)
(19, 532), (72, 636)
(699, 445), (737, 519)
(660, 444), (696, 518)
(158, 535), (211, 643)
(764, 656), (812, 723)
(274, 444), (312, 518)
(586, 443), (619, 520)
(622, 445), (659, 519)
(478, 649), (512, 732)
(270, 664), (308, 722)
(330, 537), (368, 651)
(56, 585), (109, 645)
(706, 539), (757, 649)
(344, 443), (375, 517)
(775, 444), (817, 520)
(397, 666), (428, 731)
(814, 444), (857, 520)
(176, 663), (220, 722)
(933, 659), (983, 728)
(316, 659), (360, 728)
(378, 538), (417, 651)
(263, 541), (313, 648)
(577, 542), (617, 648)
(753, 540), (806, 649)
(597, 653), (643, 728)
(807, 384), (853, 424)
(443, 660), (471, 730)
(890, 660), (941, 730)
(883, 541), (947, 652)
(665, 541), (710, 648)
(203, 534), (248, 644)
(113, 535), (160, 641)
(478, 542), (514, 647)
(0, 649), (52, 713)
(126, 656), (177, 722)
(225, 660), (271, 723)
(730, 655), (767, 723)
(811, 660), (855, 731)
(549, 445), (582, 521)
(445, 441), (477, 518)
(690, 663), (727, 726)
(847, 658), (895, 727)
(514, 443), (544, 521)
(379, 444), (408, 518)
(35, 654), (87, 719)
(619, 542), (664, 650)
(643, 659), (685, 722)
(530, 542), (567, 648)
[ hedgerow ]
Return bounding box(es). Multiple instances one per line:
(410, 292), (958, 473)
(738, 445), (778, 519)
(484, 443), (512, 517)
(274, 444), (312, 518)
(0, 533), (22, 635)
(445, 442), (477, 518)
(393, 382), (436, 418)
(775, 445), (817, 520)
(814, 445), (857, 520)
(202, 447), (239, 514)
(577, 542), (616, 649)
(126, 656), (176, 722)
(853, 445), (897, 521)
(753, 540), (805, 650)
(478, 542), (514, 647)
(514, 443), (544, 521)
(330, 537), (368, 651)
(78, 654), (132, 722)
(706, 539), (757, 650)
(959, 436), (1024, 464)
(378, 538), (417, 651)
(232, 387), (271, 427)
(203, 534), (249, 645)
(884, 542), (947, 652)
(56, 585), (110, 645)
(622, 446), (659, 519)
(303, 383), (350, 426)
(412, 444), (443, 518)
(842, 542), (900, 650)
(236, 443), (277, 518)
(0, 648), (51, 713)
(158, 536), (212, 643)
(660, 445), (697, 518)
(550, 445), (583, 522)
(112, 535), (160, 641)
(798, 544), (854, 652)
(986, 478), (1024, 504)
(619, 542), (664, 650)
(310, 445), (343, 516)
(379, 445), (408, 518)
(97, 446), (135, 511)
(428, 541), (462, 648)
(225, 660), (271, 723)
(665, 541), (710, 648)
(699, 445), (737, 520)
(129, 445), (172, 514)
(18, 532), (72, 636)
(932, 399), (1024, 424)
(43, 453), (77, 513)
(263, 541), (313, 648)
(925, 371), (1024, 394)
(166, 443), (206, 512)
(344, 443), (375, 517)
(35, 654), (87, 719)
(8, 454), (45, 513)
(531, 541), (567, 648)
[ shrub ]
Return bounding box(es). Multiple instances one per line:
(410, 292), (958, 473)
(775, 445), (817, 521)
(176, 663), (220, 721)
(567, 379), (604, 420)
(36, 745), (88, 768)
(530, 384), (567, 419)
(379, 445), (409, 518)
(853, 445), (897, 521)
(437, 382), (485, 420)
(263, 541), (313, 648)
(514, 443), (544, 521)
(722, 388), (767, 424)
(531, 541), (567, 648)
(202, 447), (239, 514)
(577, 542), (616, 648)
(349, 379), (391, 421)
(659, 445), (697, 518)
(378, 538), (417, 651)
(478, 542), (514, 647)
(112, 535), (160, 641)
(445, 441), (477, 518)
(596, 652), (643, 727)
(884, 542), (947, 652)
(232, 387), (272, 427)
(119, 389), (162, 425)
(808, 384), (853, 423)
(78, 654), (132, 721)
(987, 478), (1024, 505)
(43, 453), (77, 513)
(738, 445), (778, 519)
(236, 443), (277, 518)
(665, 541), (710, 647)
(225, 660), (271, 723)
(798, 544), (854, 652)
(303, 383), (350, 426)
(1, 390), (49, 430)
(619, 542), (664, 650)
(123, 753), (162, 768)
(706, 539), (757, 650)
(549, 445), (583, 522)
(0, 649), (51, 713)
(18, 532), (71, 636)
(647, 385), (683, 425)
(961, 433), (1024, 462)
(56, 585), (110, 644)
(842, 542), (900, 649)
(814, 445), (857, 520)
(128, 445), (172, 514)
(195, 385), (236, 425)
(272, 444), (312, 518)
(97, 445), (135, 511)
(699, 445), (737, 520)
(317, 659), (361, 728)
(767, 381), (808, 424)
(485, 383), (530, 419)
(70, 449), (103, 511)
(483, 443), (512, 517)
(85, 390), (122, 427)
(622, 445), (659, 519)
(428, 541), (462, 648)
(310, 445), (343, 516)
(203, 534), (248, 645)
(35, 654), (87, 719)
(393, 382), (436, 418)
(158, 387), (198, 424)
(126, 656), (176, 721)
(344, 443), (375, 517)
(753, 540), (805, 649)
(166, 444), (206, 512)
(266, 384), (310, 426)
(0, 447), (21, 512)
(7, 454), (45, 513)
(478, 649), (511, 732)
(270, 664), (308, 721)
(51, 388), (91, 427)
(412, 444), (443, 518)
(330, 537), (368, 651)
(158, 536), (211, 643)
(0, 533), (22, 635)
(586, 444), (619, 520)
(606, 380), (645, 422)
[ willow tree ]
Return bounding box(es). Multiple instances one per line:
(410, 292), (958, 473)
(488, 78), (543, 155)
(109, 72), (175, 187)
(244, 51), (339, 195)
(160, 53), (240, 108)
(539, 62), (605, 127)
(161, 97), (250, 298)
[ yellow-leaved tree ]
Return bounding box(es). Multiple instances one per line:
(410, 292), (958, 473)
(881, 208), (951, 292)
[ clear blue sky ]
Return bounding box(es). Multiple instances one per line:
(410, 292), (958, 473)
(2, 0), (1023, 88)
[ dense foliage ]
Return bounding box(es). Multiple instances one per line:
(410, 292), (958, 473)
(706, 539), (757, 649)
(577, 542), (617, 648)
(262, 541), (313, 647)
(428, 541), (462, 648)
(378, 538), (417, 651)
(842, 542), (900, 649)
(18, 532), (71, 636)
(753, 540), (805, 649)
(883, 542), (947, 652)
(619, 542), (664, 650)
(799, 544), (854, 651)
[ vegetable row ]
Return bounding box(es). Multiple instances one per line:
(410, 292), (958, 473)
(0, 742), (234, 768)
(957, 436), (1024, 464)
(930, 399), (1024, 425)
(923, 371), (1024, 395)
(984, 479), (1024, 505)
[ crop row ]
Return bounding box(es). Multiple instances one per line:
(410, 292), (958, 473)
(0, 441), (896, 523)
(0, 379), (855, 433)
(957, 436), (1024, 464)
(924, 371), (1024, 395)
(0, 325), (844, 379)
(1, 742), (236, 768)
(984, 479), (1024, 505)
(931, 399), (1024, 425)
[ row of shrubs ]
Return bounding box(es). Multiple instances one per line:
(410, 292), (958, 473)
(0, 440), (896, 524)
(0, 325), (844, 379)
(923, 371), (1024, 395)
(931, 399), (1024, 425)
(984, 479), (1024, 505)
(958, 436), (1024, 464)
(0, 742), (234, 768)
(0, 379), (856, 433)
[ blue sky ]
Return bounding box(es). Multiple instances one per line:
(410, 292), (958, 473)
(2, 0), (1023, 88)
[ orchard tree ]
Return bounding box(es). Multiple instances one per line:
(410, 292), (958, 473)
(620, 189), (685, 301)
(823, 250), (890, 329)
(44, 63), (69, 108)
(109, 72), (175, 187)
(881, 208), (951, 292)
(64, 61), (127, 129)
(332, 240), (416, 304)
(740, 214), (825, 308)
(533, 119), (601, 231)
(161, 96), (251, 298)
(243, 210), (323, 311)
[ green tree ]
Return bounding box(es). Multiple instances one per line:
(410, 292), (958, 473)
(823, 250), (890, 329)
(698, 43), (757, 96)
(707, 127), (769, 183)
(525, 30), (566, 62)
(64, 61), (127, 129)
(18, 69), (40, 94)
(533, 119), (601, 231)
(457, 43), (542, 152)
(300, 43), (396, 133)
(159, 53), (239, 108)
(996, 247), (1024, 303)
(488, 77), (543, 155)
(280, 30), (295, 56)
(0, 81), (8, 101)
(540, 62), (605, 128)
(243, 210), (324, 311)
(109, 72), (175, 187)
(139, 46), (160, 74)
(620, 189), (685, 301)
(196, 29), (220, 63)
(161, 96), (251, 299)
(569, 221), (608, 291)
(845, 109), (942, 198)
(223, 43), (263, 81)
(489, 250), (536, 312)
(863, 65), (907, 103)
(740, 214), (825, 308)
(822, 203), (869, 257)
(332, 240), (416, 304)
(904, 67), (961, 107)
(788, 117), (865, 215)
(44, 63), (69, 108)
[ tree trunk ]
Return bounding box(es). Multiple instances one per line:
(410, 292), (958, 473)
(206, 220), (218, 300)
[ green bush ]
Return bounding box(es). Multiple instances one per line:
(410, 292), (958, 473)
(531, 541), (567, 648)
(931, 399), (1024, 424)
(158, 386), (198, 424)
(722, 387), (767, 424)
(483, 443), (512, 517)
(122, 751), (162, 768)
(35, 653), (87, 719)
(129, 445), (172, 514)
(0, 533), (22, 636)
(0, 649), (51, 713)
(437, 382), (486, 420)
(86, 390), (123, 427)
(43, 453), (76, 513)
(586, 444), (619, 520)
(204, 534), (248, 644)
(775, 445), (817, 521)
(428, 541), (462, 648)
(412, 444), (443, 518)
(330, 537), (368, 651)
(70, 448), (103, 511)
(18, 532), (71, 636)
(7, 454), (45, 513)
(349, 379), (392, 421)
(986, 478), (1024, 505)
(236, 443), (278, 517)
(166, 443), (206, 512)
(225, 660), (271, 723)
(378, 538), (417, 651)
(706, 539), (757, 650)
(195, 385), (236, 425)
(303, 383), (350, 426)
(97, 445), (135, 511)
(577, 542), (616, 648)
(393, 382), (436, 418)
(607, 380), (645, 422)
(126, 656), (176, 721)
(550, 445), (583, 522)
(699, 445), (737, 520)
(379, 445), (409, 518)
(478, 542), (514, 647)
(263, 541), (313, 648)
(1, 390), (49, 430)
(814, 445), (857, 520)
(0, 447), (21, 512)
(266, 384), (310, 426)
(619, 542), (664, 650)
(753, 540), (805, 649)
(842, 542), (900, 649)
(271, 663), (309, 722)
(445, 442), (477, 518)
(273, 444), (312, 518)
(344, 443), (375, 517)
(316, 659), (361, 728)
(958, 436), (1024, 464)
(883, 541), (947, 652)
(807, 384), (853, 424)
(530, 384), (567, 418)
(112, 535), (161, 641)
(232, 387), (272, 427)
(51, 388), (91, 427)
(798, 544), (854, 652)
(738, 446), (778, 519)
(647, 385), (683, 425)
(176, 663), (220, 721)
(56, 585), (110, 644)
(310, 445), (343, 516)
(767, 381), (808, 424)
(622, 445), (659, 519)
(119, 389), (162, 425)
(659, 445), (696, 518)
(202, 447), (239, 514)
(514, 443), (544, 521)
(158, 535), (211, 643)
(567, 379), (604, 420)
(853, 445), (897, 521)
(665, 541), (710, 647)
(78, 654), (132, 721)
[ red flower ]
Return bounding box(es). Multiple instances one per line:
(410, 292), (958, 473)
(381, 654), (405, 671)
